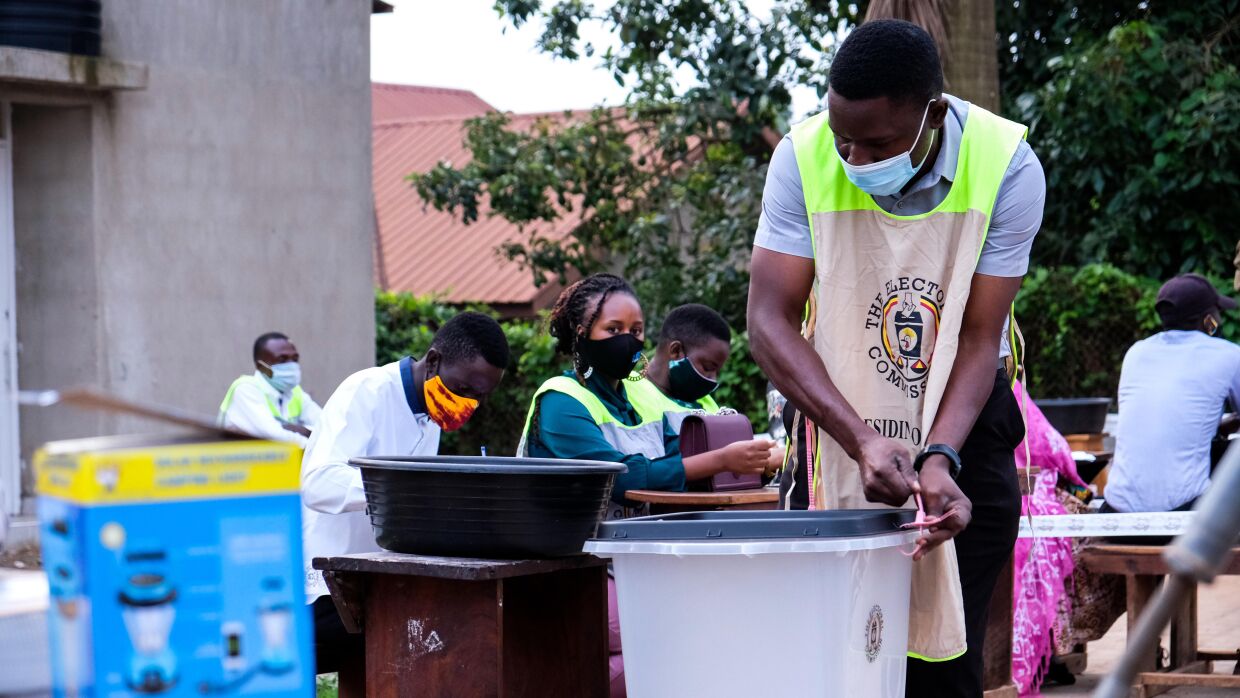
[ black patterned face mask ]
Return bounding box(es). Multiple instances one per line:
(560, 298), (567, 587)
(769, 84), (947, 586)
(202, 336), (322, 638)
(577, 333), (644, 381)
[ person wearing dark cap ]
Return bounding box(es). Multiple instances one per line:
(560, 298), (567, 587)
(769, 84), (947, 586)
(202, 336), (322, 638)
(1105, 273), (1240, 517)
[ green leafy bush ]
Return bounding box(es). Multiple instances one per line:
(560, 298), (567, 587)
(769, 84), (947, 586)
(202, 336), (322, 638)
(1017, 17), (1240, 279)
(1015, 264), (1238, 399)
(713, 330), (768, 427)
(375, 291), (561, 456)
(315, 674), (337, 698)
(375, 291), (769, 454)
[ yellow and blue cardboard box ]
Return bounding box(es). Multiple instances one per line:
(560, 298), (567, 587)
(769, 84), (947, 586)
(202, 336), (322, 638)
(35, 423), (313, 697)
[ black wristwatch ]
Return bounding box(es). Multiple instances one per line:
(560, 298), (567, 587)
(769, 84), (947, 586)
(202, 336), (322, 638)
(914, 444), (963, 480)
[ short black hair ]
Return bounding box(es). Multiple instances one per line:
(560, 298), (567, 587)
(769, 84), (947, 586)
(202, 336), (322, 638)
(1156, 302), (1211, 332)
(830, 19), (943, 106)
(431, 312), (510, 369)
(253, 332), (288, 362)
(659, 304), (731, 349)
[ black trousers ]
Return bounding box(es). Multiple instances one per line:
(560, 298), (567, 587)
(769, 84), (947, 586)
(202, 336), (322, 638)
(906, 371), (1025, 698)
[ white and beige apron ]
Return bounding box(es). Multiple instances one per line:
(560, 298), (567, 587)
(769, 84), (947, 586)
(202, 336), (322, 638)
(789, 103), (1027, 660)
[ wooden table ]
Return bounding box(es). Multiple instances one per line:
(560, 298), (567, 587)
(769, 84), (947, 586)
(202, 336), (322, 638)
(1080, 545), (1240, 697)
(624, 486), (779, 514)
(314, 552), (609, 698)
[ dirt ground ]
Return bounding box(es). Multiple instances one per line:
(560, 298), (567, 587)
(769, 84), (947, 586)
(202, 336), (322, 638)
(0, 542), (41, 570)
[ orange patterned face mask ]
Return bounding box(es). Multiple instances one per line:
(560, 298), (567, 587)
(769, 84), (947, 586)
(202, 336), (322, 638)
(423, 374), (479, 432)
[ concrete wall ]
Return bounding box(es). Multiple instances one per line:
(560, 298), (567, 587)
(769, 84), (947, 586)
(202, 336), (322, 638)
(8, 0), (375, 484)
(12, 105), (106, 462)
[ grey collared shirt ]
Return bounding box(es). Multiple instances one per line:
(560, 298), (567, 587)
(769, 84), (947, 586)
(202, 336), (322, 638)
(754, 94), (1045, 277)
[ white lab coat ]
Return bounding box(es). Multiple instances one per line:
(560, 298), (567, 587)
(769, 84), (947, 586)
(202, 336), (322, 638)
(221, 371), (323, 447)
(300, 360), (440, 601)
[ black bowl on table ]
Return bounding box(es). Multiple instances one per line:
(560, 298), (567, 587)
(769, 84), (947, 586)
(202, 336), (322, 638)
(351, 455), (627, 559)
(1034, 397), (1112, 436)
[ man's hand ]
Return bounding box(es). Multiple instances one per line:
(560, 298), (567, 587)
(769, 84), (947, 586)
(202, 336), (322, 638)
(911, 459), (972, 561)
(856, 434), (918, 506)
(719, 439), (775, 475)
(282, 422), (312, 438)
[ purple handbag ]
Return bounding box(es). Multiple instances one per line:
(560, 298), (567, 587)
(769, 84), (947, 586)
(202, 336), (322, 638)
(680, 413), (763, 492)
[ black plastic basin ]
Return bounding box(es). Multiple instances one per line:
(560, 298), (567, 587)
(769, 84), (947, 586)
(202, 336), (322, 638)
(1034, 397), (1112, 436)
(351, 455), (627, 559)
(0, 0), (101, 55)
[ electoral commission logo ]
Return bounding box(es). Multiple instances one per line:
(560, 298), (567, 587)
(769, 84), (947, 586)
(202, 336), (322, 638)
(864, 275), (944, 401)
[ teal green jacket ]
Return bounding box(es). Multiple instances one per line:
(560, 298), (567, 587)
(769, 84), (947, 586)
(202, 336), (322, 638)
(526, 372), (686, 501)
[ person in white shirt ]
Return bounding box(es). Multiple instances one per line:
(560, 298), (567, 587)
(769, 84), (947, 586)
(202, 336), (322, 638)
(301, 312), (508, 675)
(218, 332), (323, 447)
(1106, 273), (1240, 520)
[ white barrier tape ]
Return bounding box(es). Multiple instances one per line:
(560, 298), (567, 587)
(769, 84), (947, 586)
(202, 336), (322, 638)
(1018, 512), (1195, 539)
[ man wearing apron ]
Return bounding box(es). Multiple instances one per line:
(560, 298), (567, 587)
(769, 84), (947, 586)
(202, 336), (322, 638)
(748, 20), (1044, 697)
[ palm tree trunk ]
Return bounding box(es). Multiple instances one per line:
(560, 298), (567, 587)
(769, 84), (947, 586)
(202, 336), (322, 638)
(864, 0), (1000, 112)
(943, 0), (1000, 111)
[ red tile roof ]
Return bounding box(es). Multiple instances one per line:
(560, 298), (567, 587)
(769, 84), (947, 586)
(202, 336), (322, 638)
(372, 83), (493, 124)
(371, 84), (573, 314)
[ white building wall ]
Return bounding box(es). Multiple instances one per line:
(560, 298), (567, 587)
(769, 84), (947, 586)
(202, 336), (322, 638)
(4, 0), (376, 510)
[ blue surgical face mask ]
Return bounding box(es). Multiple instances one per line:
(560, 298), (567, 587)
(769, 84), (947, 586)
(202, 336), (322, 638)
(261, 361), (301, 393)
(837, 100), (936, 197)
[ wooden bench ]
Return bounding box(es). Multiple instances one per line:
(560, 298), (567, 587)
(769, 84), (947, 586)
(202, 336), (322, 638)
(1080, 544), (1240, 697)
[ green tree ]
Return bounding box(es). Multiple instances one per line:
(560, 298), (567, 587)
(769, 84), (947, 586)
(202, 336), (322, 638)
(410, 1), (864, 334)
(995, 1), (1151, 113)
(865, 0), (999, 111)
(1013, 11), (1239, 278)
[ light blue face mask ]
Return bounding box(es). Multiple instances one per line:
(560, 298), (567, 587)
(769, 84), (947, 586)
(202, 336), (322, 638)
(837, 100), (936, 197)
(261, 361), (301, 393)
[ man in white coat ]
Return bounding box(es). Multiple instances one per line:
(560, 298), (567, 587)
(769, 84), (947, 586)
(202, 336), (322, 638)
(219, 332), (323, 446)
(301, 312), (508, 682)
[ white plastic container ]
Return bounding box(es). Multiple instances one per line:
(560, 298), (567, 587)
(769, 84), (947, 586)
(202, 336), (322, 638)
(585, 511), (918, 698)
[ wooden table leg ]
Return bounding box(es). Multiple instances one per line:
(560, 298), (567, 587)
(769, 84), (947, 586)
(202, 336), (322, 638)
(363, 568), (608, 697)
(1127, 575), (1163, 674)
(337, 645), (367, 698)
(1136, 577), (1198, 698)
(365, 574), (500, 697)
(502, 565), (608, 695)
(1169, 583), (1198, 671)
(321, 571), (368, 698)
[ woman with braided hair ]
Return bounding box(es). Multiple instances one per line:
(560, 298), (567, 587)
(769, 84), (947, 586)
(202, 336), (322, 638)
(518, 273), (770, 500)
(518, 273), (769, 698)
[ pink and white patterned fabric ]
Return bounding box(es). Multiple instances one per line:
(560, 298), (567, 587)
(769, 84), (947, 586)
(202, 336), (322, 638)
(1010, 381), (1087, 696)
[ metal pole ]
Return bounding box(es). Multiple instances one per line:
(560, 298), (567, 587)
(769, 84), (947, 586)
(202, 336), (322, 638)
(1094, 440), (1240, 698)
